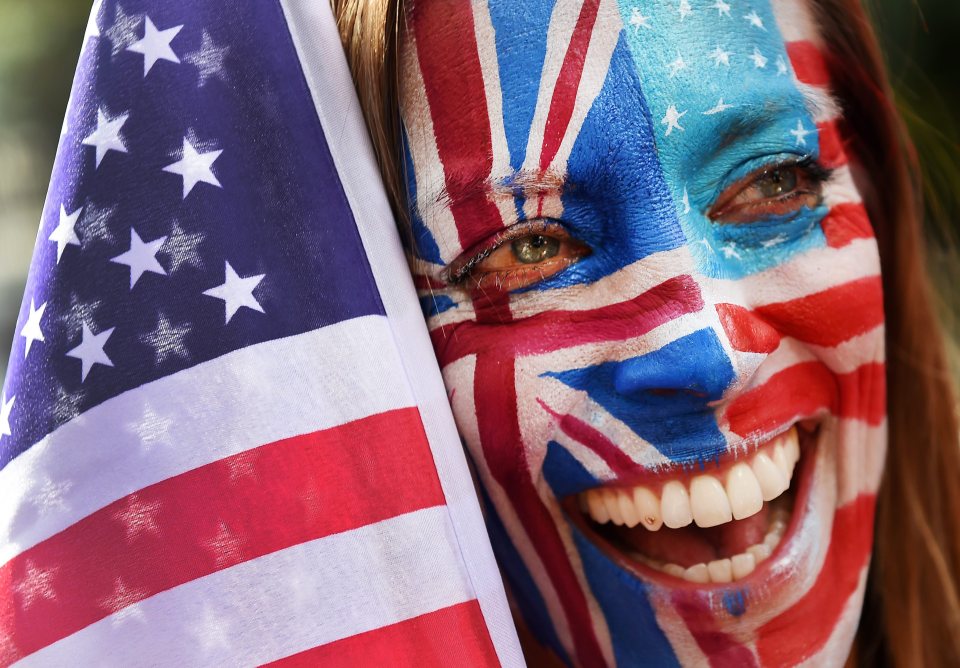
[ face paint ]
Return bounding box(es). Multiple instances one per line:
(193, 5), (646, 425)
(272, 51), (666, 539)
(401, 0), (885, 665)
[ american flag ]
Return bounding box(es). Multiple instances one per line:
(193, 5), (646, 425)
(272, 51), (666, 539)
(402, 0), (885, 665)
(0, 0), (523, 665)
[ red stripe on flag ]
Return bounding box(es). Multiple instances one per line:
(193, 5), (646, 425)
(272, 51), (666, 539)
(433, 275), (704, 365)
(757, 494), (875, 665)
(725, 361), (885, 436)
(263, 601), (499, 667)
(537, 399), (637, 475)
(821, 202), (873, 248)
(475, 354), (606, 667)
(753, 276), (883, 348)
(785, 41), (830, 87)
(0, 408), (444, 664)
(716, 303), (781, 354)
(816, 120), (847, 168)
(539, 0), (601, 172)
(671, 591), (759, 668)
(411, 0), (505, 249)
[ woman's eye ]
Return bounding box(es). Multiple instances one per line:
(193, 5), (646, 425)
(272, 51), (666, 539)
(448, 225), (590, 291)
(708, 160), (831, 224)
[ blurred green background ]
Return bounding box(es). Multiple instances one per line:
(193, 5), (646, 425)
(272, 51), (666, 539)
(0, 0), (958, 382)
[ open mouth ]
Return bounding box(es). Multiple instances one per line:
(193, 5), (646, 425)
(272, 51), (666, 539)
(569, 423), (817, 585)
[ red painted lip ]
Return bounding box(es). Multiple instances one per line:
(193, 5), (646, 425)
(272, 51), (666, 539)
(562, 423), (820, 591)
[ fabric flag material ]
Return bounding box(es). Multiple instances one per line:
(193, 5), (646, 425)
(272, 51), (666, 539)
(0, 0), (522, 665)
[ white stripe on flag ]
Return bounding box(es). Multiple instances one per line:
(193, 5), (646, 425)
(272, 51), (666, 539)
(14, 506), (473, 667)
(277, 1), (525, 665)
(0, 314), (411, 566)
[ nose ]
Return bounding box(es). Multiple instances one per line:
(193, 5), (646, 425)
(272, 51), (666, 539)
(612, 328), (735, 402)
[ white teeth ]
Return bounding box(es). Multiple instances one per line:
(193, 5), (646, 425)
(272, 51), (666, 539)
(725, 463), (764, 520)
(731, 553), (756, 579)
(751, 451), (787, 501)
(604, 489), (624, 526)
(690, 475), (733, 528)
(707, 558), (733, 583)
(632, 486), (663, 531)
(618, 489), (641, 528)
(639, 509), (787, 584)
(660, 481), (693, 529)
(580, 426), (801, 531)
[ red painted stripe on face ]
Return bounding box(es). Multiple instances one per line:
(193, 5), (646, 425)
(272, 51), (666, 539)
(432, 274), (704, 366)
(756, 494), (876, 665)
(474, 354), (606, 667)
(753, 276), (883, 348)
(539, 0), (601, 172)
(0, 408), (443, 663)
(263, 601), (499, 667)
(715, 303), (782, 354)
(785, 41), (830, 87)
(671, 591), (759, 668)
(724, 361), (885, 436)
(538, 399), (637, 475)
(821, 202), (874, 248)
(816, 120), (847, 168)
(410, 1), (505, 249)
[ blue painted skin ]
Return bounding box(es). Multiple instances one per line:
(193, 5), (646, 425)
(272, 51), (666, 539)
(403, 0), (830, 663)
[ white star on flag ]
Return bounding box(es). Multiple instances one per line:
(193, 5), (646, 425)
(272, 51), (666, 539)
(710, 45), (732, 67)
(712, 0), (731, 17)
(790, 119), (814, 146)
(127, 16), (183, 76)
(744, 10), (766, 30)
(105, 3), (142, 57)
(163, 138), (224, 199)
(661, 105), (687, 136)
(776, 55), (789, 76)
(140, 313), (191, 364)
(13, 560), (58, 609)
(66, 323), (116, 382)
(704, 98), (735, 115)
(629, 8), (651, 31)
(749, 47), (768, 69)
(82, 107), (130, 168)
(203, 261), (265, 324)
(183, 30), (231, 87)
(114, 494), (163, 541)
(0, 393), (14, 439)
(20, 298), (47, 358)
(668, 52), (686, 78)
(48, 204), (83, 263)
(111, 228), (168, 288)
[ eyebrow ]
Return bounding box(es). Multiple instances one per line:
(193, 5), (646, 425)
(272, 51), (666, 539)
(429, 169), (567, 207)
(710, 87), (843, 155)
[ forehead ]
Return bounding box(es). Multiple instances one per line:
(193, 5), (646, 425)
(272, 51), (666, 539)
(401, 0), (824, 267)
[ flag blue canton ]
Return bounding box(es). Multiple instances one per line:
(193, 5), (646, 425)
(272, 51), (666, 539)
(0, 0), (385, 468)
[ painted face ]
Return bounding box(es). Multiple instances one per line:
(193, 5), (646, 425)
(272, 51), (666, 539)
(400, 0), (886, 665)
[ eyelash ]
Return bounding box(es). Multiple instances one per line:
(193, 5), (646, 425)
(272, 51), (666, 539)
(445, 219), (563, 286)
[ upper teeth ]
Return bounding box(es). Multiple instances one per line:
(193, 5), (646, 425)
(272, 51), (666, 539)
(581, 427), (800, 530)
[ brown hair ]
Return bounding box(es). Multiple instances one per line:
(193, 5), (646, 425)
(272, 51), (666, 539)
(330, 1), (960, 665)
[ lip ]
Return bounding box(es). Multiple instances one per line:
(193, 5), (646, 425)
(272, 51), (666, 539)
(562, 422), (822, 591)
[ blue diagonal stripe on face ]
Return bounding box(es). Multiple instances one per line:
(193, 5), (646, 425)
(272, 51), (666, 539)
(544, 328), (735, 464)
(521, 35), (688, 292)
(572, 528), (682, 667)
(543, 440), (598, 498)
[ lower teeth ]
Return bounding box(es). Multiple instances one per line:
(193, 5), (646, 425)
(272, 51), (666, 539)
(631, 507), (789, 584)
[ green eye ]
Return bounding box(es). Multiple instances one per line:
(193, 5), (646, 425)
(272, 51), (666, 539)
(757, 168), (799, 198)
(511, 235), (560, 264)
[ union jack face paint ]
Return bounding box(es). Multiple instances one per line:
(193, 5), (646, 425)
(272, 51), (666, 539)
(400, 0), (886, 665)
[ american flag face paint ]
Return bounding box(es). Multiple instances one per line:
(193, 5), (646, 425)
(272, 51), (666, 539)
(401, 0), (885, 665)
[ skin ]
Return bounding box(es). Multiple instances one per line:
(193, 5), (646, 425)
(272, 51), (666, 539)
(400, 0), (886, 665)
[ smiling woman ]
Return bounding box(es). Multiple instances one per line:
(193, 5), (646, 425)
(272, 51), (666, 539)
(332, 0), (960, 666)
